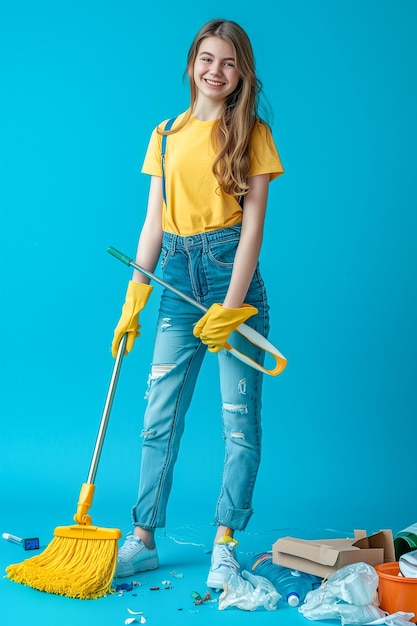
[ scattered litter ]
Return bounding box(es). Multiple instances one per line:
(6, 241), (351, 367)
(170, 570), (184, 579)
(116, 583), (134, 593)
(190, 591), (202, 602)
(2, 532), (40, 550)
(161, 580), (171, 586)
(125, 611), (147, 625)
(115, 581), (142, 596)
(150, 586), (160, 591)
(190, 590), (213, 605)
(193, 590), (212, 605)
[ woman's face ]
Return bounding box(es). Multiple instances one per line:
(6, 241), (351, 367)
(193, 36), (240, 104)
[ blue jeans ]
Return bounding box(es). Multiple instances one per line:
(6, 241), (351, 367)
(131, 225), (270, 532)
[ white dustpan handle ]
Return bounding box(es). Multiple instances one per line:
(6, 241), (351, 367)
(226, 323), (287, 376)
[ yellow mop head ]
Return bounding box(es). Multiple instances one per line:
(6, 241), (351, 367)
(6, 524), (121, 599)
(6, 484), (122, 599)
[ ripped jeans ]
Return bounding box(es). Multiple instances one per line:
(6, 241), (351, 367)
(131, 225), (270, 532)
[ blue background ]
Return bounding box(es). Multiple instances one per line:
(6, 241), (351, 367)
(1, 1), (416, 624)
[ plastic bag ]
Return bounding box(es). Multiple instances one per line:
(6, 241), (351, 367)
(218, 569), (281, 611)
(302, 562), (380, 609)
(367, 611), (416, 626)
(300, 600), (386, 625)
(299, 562), (385, 625)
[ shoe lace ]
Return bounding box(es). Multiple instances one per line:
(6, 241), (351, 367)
(216, 543), (239, 572)
(119, 535), (141, 558)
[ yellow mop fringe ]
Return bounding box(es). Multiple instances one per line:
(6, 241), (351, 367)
(6, 534), (119, 599)
(6, 484), (122, 599)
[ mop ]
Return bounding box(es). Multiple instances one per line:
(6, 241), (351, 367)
(5, 336), (127, 599)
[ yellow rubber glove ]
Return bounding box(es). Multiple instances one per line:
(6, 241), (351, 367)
(111, 281), (153, 357)
(193, 303), (258, 353)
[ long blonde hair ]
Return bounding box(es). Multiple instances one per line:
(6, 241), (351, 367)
(162, 19), (266, 199)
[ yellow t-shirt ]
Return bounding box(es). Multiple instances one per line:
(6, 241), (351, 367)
(141, 111), (284, 236)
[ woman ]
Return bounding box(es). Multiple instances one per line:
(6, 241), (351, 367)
(112, 18), (284, 589)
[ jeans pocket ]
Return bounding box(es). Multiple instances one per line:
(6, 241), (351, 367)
(207, 235), (240, 267)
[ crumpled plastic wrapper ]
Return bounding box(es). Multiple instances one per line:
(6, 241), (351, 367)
(298, 562), (415, 626)
(218, 569), (281, 611)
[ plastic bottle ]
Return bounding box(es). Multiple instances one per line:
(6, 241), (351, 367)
(245, 553), (322, 607)
(394, 523), (417, 560)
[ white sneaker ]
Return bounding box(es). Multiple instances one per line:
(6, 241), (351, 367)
(116, 534), (159, 578)
(206, 536), (240, 590)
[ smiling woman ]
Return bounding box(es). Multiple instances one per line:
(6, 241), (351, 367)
(110, 17), (284, 590)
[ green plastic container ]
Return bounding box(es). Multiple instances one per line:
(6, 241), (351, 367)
(394, 523), (417, 560)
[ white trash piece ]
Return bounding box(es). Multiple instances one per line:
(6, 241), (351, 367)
(299, 562), (384, 625)
(218, 570), (280, 611)
(399, 549), (417, 578)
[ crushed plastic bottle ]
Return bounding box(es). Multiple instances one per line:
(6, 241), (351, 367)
(245, 553), (322, 607)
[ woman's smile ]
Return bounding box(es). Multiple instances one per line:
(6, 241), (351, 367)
(194, 36), (240, 103)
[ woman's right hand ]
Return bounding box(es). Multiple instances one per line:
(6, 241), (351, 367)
(111, 281), (153, 357)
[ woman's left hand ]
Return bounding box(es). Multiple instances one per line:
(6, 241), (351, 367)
(193, 303), (258, 352)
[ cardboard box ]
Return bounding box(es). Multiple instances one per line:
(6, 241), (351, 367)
(272, 529), (395, 579)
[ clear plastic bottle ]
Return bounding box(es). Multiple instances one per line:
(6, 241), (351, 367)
(394, 523), (417, 559)
(245, 553), (322, 607)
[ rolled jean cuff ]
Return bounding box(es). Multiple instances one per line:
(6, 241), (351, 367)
(216, 507), (253, 532)
(131, 506), (160, 530)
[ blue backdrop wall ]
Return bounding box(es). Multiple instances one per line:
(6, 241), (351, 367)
(1, 0), (416, 545)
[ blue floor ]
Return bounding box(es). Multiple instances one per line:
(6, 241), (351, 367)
(1, 522), (343, 626)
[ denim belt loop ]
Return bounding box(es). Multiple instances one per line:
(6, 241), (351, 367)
(162, 231), (177, 256)
(201, 232), (209, 254)
(170, 233), (177, 255)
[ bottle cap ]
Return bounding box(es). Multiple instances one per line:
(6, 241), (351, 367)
(287, 592), (300, 607)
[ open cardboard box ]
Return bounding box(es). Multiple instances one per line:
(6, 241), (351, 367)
(272, 529), (395, 579)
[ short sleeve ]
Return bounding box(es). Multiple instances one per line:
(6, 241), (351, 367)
(141, 126), (163, 176)
(249, 122), (284, 181)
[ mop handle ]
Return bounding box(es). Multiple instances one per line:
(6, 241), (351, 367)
(86, 332), (127, 485)
(107, 247), (287, 377)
